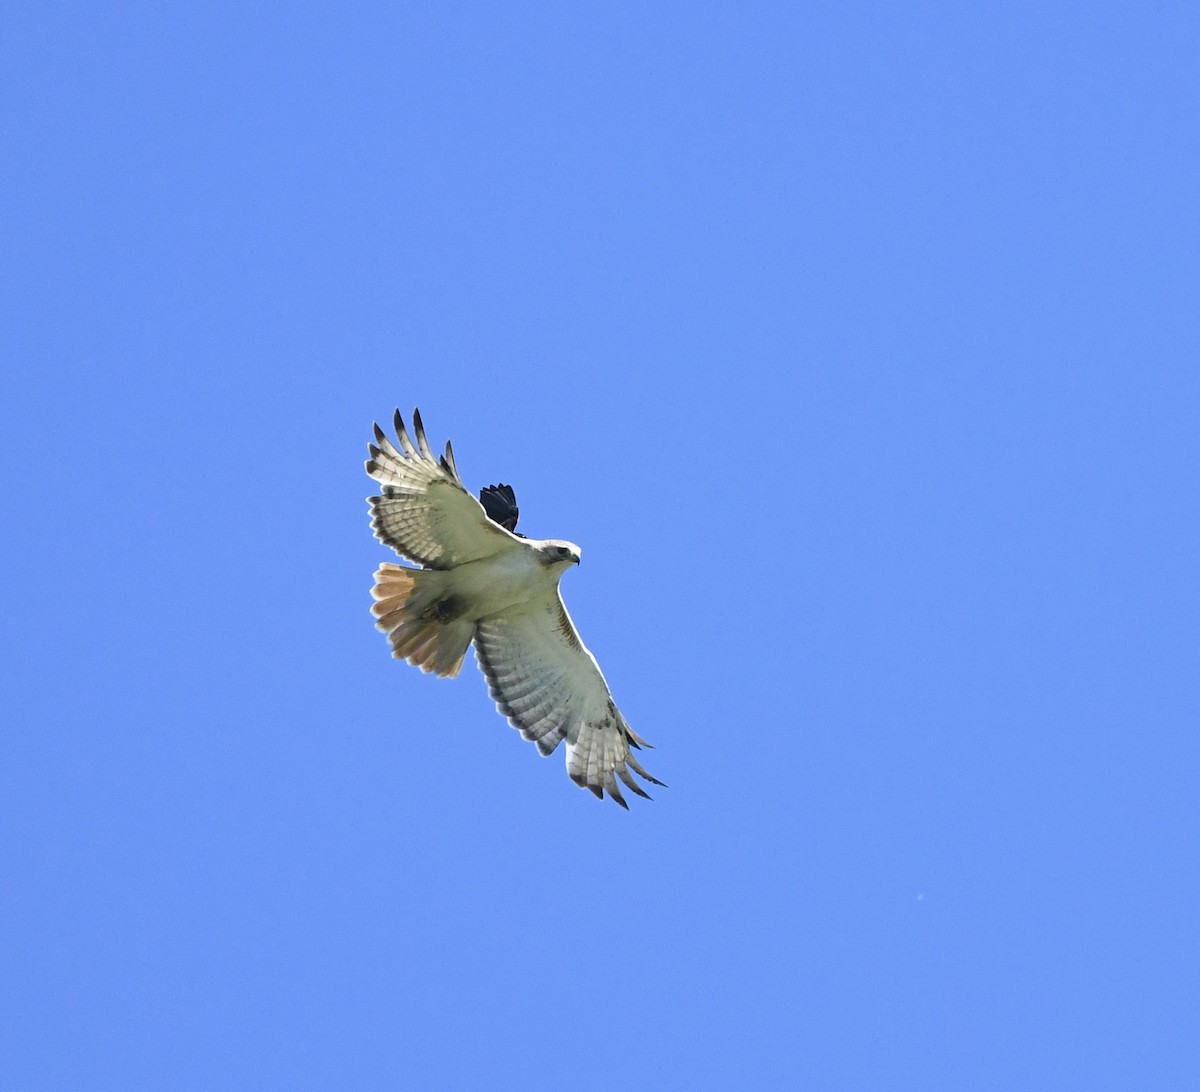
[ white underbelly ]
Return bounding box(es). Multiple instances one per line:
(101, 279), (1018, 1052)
(450, 549), (556, 619)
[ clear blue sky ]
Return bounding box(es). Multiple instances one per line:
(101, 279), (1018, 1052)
(4, 2), (1197, 1088)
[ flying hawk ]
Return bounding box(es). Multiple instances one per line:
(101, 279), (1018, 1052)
(365, 409), (663, 807)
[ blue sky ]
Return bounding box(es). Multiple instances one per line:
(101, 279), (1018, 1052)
(4, 2), (1198, 1088)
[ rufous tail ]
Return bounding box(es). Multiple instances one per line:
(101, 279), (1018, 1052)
(370, 564), (474, 678)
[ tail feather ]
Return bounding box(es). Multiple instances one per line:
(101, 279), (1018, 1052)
(371, 564), (474, 677)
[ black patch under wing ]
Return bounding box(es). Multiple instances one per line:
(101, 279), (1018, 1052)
(479, 483), (522, 535)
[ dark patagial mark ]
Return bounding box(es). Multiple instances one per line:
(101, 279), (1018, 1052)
(556, 602), (582, 651)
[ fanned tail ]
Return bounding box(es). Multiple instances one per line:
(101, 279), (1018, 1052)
(370, 564), (475, 678)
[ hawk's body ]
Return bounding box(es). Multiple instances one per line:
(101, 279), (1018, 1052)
(365, 409), (662, 807)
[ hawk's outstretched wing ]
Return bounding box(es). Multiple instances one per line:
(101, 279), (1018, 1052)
(473, 589), (663, 808)
(366, 410), (521, 569)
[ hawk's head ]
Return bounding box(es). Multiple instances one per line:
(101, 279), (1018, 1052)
(537, 540), (582, 568)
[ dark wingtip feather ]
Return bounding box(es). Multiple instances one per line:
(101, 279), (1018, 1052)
(627, 727), (654, 750)
(571, 772), (604, 800)
(443, 438), (459, 479)
(619, 768), (653, 799)
(412, 407), (436, 459)
(627, 753), (665, 787)
(390, 408), (418, 456)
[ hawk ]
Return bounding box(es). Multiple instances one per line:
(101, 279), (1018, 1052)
(365, 409), (663, 807)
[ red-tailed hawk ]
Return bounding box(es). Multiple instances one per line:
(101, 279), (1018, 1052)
(365, 409), (663, 808)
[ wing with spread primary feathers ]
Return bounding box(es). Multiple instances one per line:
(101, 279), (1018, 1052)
(366, 409), (521, 569)
(473, 589), (663, 808)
